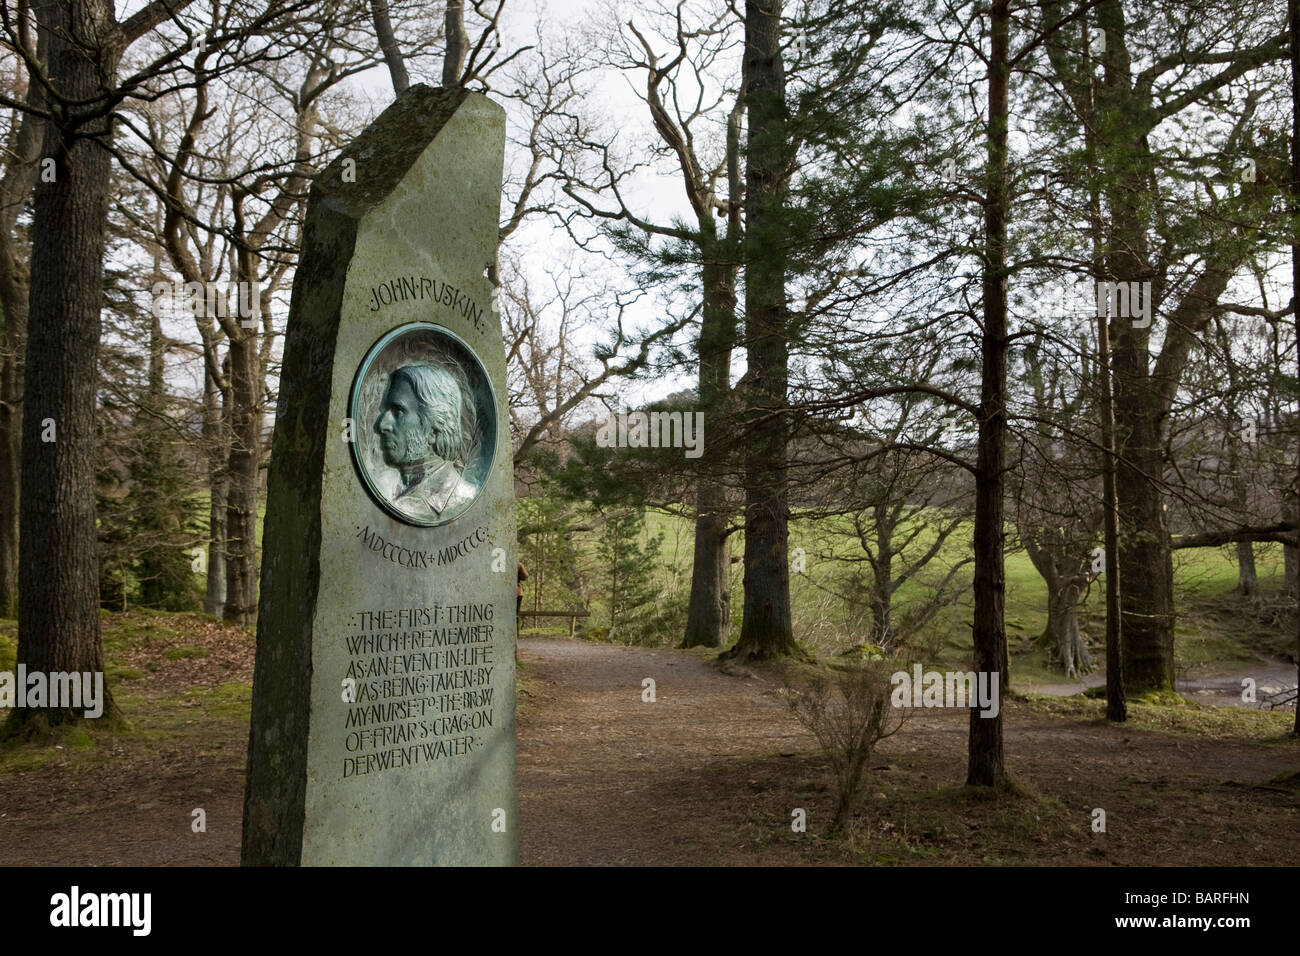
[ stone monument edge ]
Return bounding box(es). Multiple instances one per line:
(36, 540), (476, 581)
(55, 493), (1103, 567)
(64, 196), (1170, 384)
(242, 83), (512, 867)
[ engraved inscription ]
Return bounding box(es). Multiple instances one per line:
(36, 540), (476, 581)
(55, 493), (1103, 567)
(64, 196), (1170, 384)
(340, 602), (499, 778)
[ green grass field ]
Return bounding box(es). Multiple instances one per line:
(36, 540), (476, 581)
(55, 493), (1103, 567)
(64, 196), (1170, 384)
(180, 491), (1291, 683)
(548, 506), (1290, 684)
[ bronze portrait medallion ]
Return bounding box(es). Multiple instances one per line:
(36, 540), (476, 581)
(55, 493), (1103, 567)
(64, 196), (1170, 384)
(349, 322), (496, 527)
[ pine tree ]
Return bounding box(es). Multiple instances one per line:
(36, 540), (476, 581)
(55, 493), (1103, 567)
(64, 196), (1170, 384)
(595, 507), (664, 644)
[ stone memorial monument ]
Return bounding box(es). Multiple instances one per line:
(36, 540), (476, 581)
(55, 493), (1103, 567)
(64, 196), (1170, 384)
(241, 85), (517, 866)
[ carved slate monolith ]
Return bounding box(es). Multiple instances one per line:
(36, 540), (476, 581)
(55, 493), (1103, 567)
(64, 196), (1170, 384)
(242, 86), (517, 867)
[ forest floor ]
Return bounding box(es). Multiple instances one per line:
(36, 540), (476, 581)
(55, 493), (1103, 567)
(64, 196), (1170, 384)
(0, 612), (1297, 865)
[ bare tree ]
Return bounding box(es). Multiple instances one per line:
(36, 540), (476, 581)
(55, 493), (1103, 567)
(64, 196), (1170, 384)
(545, 1), (747, 648)
(1010, 331), (1101, 680)
(0, 19), (46, 617)
(1041, 0), (1289, 695)
(501, 252), (691, 465)
(371, 0), (410, 93)
(4, 0), (213, 732)
(132, 18), (375, 624)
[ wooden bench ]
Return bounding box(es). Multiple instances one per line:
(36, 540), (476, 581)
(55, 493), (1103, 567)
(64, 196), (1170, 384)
(518, 609), (591, 636)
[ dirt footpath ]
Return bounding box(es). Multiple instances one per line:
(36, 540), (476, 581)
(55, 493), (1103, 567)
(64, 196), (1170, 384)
(516, 637), (829, 866)
(515, 637), (1300, 866)
(0, 633), (1296, 866)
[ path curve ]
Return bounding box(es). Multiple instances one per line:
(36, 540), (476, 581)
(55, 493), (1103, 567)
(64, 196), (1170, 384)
(517, 637), (816, 866)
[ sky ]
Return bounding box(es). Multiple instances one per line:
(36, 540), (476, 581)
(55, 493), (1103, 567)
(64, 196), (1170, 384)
(133, 0), (707, 417)
(117, 0), (1297, 430)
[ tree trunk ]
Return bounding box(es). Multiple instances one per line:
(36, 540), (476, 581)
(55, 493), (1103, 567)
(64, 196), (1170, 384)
(683, 84), (743, 650)
(137, 306), (175, 608)
(0, 273), (25, 619)
(223, 334), (260, 626)
(203, 362), (227, 616)
(0, 31), (47, 620)
(1095, 258), (1127, 721)
(968, 0), (1010, 788)
(870, 585), (892, 648)
(1112, 411), (1176, 692)
(683, 494), (730, 647)
(370, 0), (410, 95)
(871, 505), (894, 645)
(1082, 16), (1127, 719)
(1021, 532), (1094, 680)
(1049, 580), (1092, 679)
(1289, 0), (1299, 736)
(11, 0), (121, 732)
(1236, 540), (1259, 597)
(730, 0), (796, 661)
(1093, 0), (1175, 696)
(442, 0), (467, 87)
(683, 253), (737, 648)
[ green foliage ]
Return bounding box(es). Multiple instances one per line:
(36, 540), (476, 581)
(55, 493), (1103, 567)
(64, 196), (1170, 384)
(131, 422), (201, 612)
(555, 395), (701, 516)
(516, 488), (588, 631)
(594, 506), (664, 644)
(1027, 692), (1297, 742)
(96, 433), (202, 612)
(515, 494), (1291, 663)
(0, 620), (14, 674)
(95, 309), (203, 613)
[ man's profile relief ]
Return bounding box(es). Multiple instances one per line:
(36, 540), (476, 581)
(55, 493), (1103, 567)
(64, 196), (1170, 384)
(350, 323), (496, 527)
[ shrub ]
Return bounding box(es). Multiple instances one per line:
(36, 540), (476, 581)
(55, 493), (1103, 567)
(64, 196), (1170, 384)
(781, 658), (908, 831)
